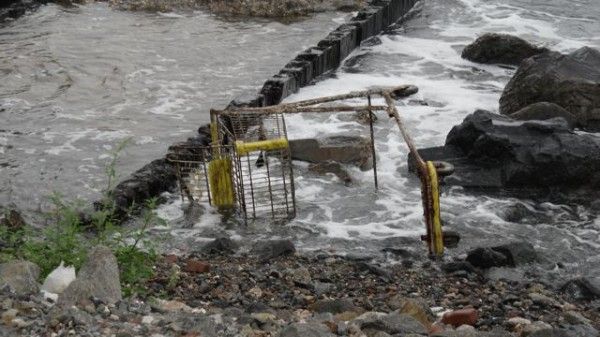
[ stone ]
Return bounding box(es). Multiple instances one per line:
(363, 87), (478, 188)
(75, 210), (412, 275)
(560, 277), (600, 301)
(279, 322), (335, 337)
(528, 293), (559, 307)
(461, 33), (548, 65)
(58, 246), (122, 307)
(251, 240), (296, 262)
(491, 242), (536, 267)
(385, 296), (433, 328)
(1, 308), (18, 325)
(308, 161), (353, 186)
(521, 321), (552, 337)
(357, 311), (428, 335)
(289, 136), (373, 171)
(563, 311), (591, 325)
(310, 298), (358, 314)
(183, 259), (210, 274)
(440, 308), (478, 327)
(510, 102), (578, 129)
(500, 47), (600, 130)
(420, 110), (600, 189)
(202, 237), (239, 255)
(0, 260), (40, 295)
(466, 248), (509, 269)
(110, 158), (178, 219)
(0, 209), (26, 230)
(167, 312), (217, 335)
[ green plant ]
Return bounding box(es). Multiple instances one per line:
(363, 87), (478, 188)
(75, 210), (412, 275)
(0, 138), (162, 296)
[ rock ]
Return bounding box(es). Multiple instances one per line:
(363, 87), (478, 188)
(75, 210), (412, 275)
(357, 311), (428, 335)
(507, 316), (531, 329)
(167, 312), (217, 335)
(0, 209), (26, 230)
(310, 298), (359, 314)
(183, 259), (210, 274)
(279, 322), (335, 337)
(202, 237), (239, 255)
(110, 158), (177, 218)
(466, 248), (509, 269)
(251, 240), (296, 262)
(510, 102), (578, 129)
(425, 110), (600, 188)
(491, 242), (536, 267)
(386, 296), (433, 328)
(289, 136), (373, 171)
(563, 311), (591, 325)
(560, 277), (600, 301)
(151, 299), (193, 313)
(0, 260), (40, 295)
(528, 293), (559, 307)
(441, 261), (476, 274)
(308, 161), (353, 185)
(521, 321), (552, 337)
(1, 308), (18, 325)
(462, 33), (548, 65)
(58, 246), (121, 307)
(499, 47), (600, 130)
(441, 308), (478, 327)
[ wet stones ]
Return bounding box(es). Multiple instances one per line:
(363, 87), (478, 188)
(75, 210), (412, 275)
(462, 33), (549, 65)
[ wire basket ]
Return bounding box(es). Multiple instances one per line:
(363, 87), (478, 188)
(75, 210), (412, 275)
(167, 110), (296, 223)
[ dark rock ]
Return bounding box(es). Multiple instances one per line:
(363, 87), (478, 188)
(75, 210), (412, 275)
(289, 136), (373, 171)
(58, 246), (122, 307)
(442, 261), (476, 274)
(437, 110), (600, 188)
(0, 0), (48, 22)
(279, 323), (335, 337)
(461, 33), (548, 65)
(308, 161), (353, 185)
(466, 242), (536, 269)
(560, 277), (600, 301)
(310, 298), (359, 314)
(491, 241), (536, 266)
(166, 312), (217, 335)
(510, 102), (578, 129)
(528, 326), (599, 337)
(202, 237), (239, 255)
(0, 209), (26, 230)
(500, 47), (600, 130)
(0, 260), (40, 295)
(110, 158), (177, 218)
(466, 247), (510, 269)
(251, 240), (296, 262)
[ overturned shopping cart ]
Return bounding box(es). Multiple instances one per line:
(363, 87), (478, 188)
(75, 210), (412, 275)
(167, 85), (453, 257)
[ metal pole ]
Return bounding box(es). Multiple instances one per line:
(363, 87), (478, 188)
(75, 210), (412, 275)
(367, 95), (378, 190)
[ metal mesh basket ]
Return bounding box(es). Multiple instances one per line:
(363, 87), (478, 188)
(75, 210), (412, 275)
(167, 111), (296, 223)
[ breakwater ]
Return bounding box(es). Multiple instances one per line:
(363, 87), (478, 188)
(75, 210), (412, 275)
(111, 0), (421, 215)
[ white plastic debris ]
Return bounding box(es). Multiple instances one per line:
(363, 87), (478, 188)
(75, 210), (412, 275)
(41, 261), (76, 294)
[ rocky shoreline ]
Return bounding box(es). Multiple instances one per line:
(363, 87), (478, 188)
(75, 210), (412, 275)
(1, 238), (598, 336)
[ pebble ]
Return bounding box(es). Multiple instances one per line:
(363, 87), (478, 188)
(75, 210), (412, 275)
(184, 259), (210, 274)
(141, 315), (155, 325)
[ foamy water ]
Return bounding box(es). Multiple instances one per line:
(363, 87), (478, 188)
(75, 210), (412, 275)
(154, 0), (600, 280)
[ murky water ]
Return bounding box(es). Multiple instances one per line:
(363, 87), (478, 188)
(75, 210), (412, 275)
(156, 0), (600, 283)
(2, 0), (600, 283)
(0, 2), (348, 212)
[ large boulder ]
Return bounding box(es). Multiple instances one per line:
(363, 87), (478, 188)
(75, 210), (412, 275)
(0, 260), (40, 295)
(466, 242), (536, 269)
(499, 47), (600, 130)
(462, 33), (548, 65)
(58, 246), (122, 307)
(289, 136), (373, 170)
(509, 102), (578, 129)
(413, 110), (600, 188)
